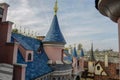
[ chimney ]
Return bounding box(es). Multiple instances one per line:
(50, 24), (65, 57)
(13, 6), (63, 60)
(0, 3), (9, 22)
(13, 64), (27, 80)
(105, 54), (108, 67)
(0, 21), (13, 44)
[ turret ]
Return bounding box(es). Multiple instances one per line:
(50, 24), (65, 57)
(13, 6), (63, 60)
(88, 43), (96, 73)
(80, 48), (84, 71)
(105, 54), (108, 67)
(0, 3), (9, 22)
(72, 45), (78, 68)
(77, 43), (82, 55)
(80, 48), (84, 57)
(43, 0), (66, 64)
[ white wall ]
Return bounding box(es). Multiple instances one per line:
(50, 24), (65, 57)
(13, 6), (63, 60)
(95, 63), (107, 76)
(88, 61), (95, 73)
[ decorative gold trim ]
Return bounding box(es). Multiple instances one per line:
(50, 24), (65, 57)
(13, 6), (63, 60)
(54, 0), (58, 15)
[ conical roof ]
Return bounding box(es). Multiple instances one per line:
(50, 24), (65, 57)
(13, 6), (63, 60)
(72, 47), (77, 57)
(89, 43), (96, 61)
(80, 48), (84, 57)
(43, 15), (66, 44)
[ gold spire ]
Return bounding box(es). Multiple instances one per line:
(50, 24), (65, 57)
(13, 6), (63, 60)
(54, 0), (58, 15)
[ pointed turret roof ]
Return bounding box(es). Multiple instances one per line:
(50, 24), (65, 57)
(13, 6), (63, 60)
(80, 48), (84, 57)
(43, 0), (66, 45)
(72, 46), (77, 57)
(89, 43), (96, 61)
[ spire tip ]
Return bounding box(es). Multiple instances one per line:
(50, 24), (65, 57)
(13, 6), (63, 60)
(54, 0), (58, 15)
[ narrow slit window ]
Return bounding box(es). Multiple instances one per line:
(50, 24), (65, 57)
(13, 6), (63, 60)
(28, 53), (32, 60)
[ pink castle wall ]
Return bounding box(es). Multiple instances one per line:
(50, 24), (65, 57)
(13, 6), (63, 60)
(80, 57), (84, 71)
(72, 57), (83, 74)
(44, 44), (64, 63)
(72, 57), (78, 73)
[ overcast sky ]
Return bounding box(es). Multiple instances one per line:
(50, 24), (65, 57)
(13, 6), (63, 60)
(0, 0), (118, 51)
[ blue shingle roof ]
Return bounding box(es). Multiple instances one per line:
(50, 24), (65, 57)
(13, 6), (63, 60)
(17, 50), (52, 80)
(72, 47), (77, 57)
(43, 15), (66, 44)
(80, 48), (84, 57)
(12, 33), (52, 80)
(12, 33), (33, 50)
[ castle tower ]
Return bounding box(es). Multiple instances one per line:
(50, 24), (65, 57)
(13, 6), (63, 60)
(80, 48), (84, 71)
(105, 54), (108, 67)
(88, 43), (96, 74)
(72, 45), (78, 70)
(43, 0), (66, 64)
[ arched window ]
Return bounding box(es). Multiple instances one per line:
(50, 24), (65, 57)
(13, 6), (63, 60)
(77, 61), (79, 67)
(28, 53), (32, 60)
(58, 77), (60, 80)
(76, 76), (80, 80)
(53, 78), (56, 80)
(97, 66), (100, 70)
(116, 69), (119, 75)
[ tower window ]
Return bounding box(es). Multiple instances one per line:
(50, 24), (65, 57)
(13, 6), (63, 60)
(77, 61), (79, 67)
(97, 66), (100, 70)
(58, 77), (60, 80)
(53, 78), (56, 80)
(116, 69), (119, 75)
(28, 53), (32, 60)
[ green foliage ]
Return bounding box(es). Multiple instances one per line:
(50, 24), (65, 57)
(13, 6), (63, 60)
(12, 29), (18, 33)
(64, 47), (68, 50)
(77, 43), (82, 50)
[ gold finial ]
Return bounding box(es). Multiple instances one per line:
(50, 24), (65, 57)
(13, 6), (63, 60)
(54, 0), (58, 15)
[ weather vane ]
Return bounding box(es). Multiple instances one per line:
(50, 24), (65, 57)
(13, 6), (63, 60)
(54, 0), (58, 15)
